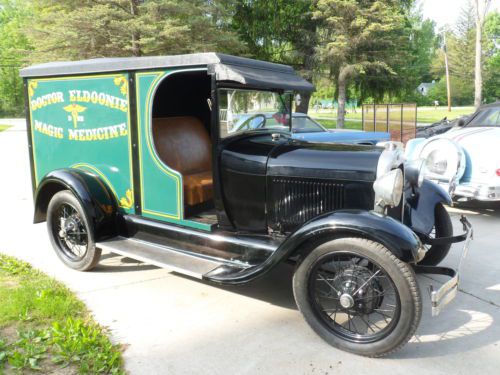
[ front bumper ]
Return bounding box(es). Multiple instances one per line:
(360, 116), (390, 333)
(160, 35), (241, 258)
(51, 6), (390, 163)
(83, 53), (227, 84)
(454, 183), (500, 201)
(431, 180), (500, 201)
(414, 216), (473, 316)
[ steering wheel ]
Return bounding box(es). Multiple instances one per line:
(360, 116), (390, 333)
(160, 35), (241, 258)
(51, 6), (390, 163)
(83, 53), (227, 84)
(235, 114), (266, 132)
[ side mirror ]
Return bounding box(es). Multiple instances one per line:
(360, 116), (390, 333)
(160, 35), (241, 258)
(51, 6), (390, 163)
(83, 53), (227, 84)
(457, 118), (466, 127)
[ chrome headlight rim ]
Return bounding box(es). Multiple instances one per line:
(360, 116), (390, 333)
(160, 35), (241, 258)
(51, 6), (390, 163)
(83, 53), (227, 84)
(419, 138), (466, 182)
(374, 168), (404, 209)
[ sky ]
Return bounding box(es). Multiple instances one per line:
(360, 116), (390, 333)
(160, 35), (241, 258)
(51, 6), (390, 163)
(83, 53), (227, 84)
(421, 0), (500, 29)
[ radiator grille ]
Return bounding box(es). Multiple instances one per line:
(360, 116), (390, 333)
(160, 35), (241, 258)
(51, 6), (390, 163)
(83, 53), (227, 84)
(269, 177), (345, 232)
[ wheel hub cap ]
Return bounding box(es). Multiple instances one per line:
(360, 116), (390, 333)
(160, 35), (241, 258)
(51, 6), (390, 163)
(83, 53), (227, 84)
(339, 293), (355, 309)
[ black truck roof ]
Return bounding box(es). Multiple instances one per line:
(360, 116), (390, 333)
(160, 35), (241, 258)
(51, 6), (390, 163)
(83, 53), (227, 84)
(20, 52), (314, 92)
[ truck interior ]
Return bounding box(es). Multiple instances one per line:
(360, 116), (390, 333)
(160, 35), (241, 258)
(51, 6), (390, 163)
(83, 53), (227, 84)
(151, 70), (217, 225)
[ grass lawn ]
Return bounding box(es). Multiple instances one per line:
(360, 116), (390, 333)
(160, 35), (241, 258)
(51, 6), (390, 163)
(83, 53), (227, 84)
(0, 254), (123, 374)
(416, 106), (475, 123)
(314, 118), (362, 130)
(310, 106), (475, 127)
(0, 125), (11, 132)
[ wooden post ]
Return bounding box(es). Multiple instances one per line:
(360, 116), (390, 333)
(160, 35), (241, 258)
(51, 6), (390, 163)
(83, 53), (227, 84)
(386, 104), (389, 133)
(361, 104), (364, 131)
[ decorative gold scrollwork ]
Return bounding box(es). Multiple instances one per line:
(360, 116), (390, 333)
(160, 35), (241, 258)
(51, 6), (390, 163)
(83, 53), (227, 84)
(119, 189), (134, 209)
(113, 75), (128, 96)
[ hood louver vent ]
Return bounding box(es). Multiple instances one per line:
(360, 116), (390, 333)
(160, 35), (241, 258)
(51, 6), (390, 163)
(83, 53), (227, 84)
(269, 177), (345, 233)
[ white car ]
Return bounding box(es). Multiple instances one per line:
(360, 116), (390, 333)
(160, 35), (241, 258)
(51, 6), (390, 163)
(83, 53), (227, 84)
(406, 102), (500, 202)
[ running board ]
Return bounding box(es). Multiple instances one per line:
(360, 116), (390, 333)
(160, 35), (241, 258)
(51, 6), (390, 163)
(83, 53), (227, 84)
(96, 236), (236, 279)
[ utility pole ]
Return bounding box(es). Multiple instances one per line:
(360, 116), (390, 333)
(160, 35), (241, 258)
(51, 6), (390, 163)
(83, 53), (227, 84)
(474, 0), (492, 108)
(443, 32), (452, 112)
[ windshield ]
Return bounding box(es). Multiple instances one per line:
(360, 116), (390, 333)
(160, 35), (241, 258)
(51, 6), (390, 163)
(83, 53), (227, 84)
(219, 89), (291, 138)
(292, 116), (326, 133)
(467, 107), (500, 127)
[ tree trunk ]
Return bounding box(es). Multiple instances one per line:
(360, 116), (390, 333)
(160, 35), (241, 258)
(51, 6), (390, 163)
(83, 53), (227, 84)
(295, 31), (316, 114)
(296, 92), (311, 114)
(337, 70), (348, 129)
(474, 9), (482, 108)
(130, 0), (141, 57)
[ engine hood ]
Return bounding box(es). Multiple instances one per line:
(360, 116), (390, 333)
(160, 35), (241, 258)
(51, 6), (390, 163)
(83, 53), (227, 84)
(267, 140), (383, 182)
(292, 130), (390, 145)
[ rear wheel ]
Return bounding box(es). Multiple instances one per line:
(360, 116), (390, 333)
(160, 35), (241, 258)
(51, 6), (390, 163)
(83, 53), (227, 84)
(419, 203), (453, 266)
(293, 237), (421, 357)
(47, 190), (101, 271)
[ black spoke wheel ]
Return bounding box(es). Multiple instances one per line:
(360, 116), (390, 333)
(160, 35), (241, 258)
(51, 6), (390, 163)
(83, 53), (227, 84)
(47, 190), (101, 271)
(309, 252), (401, 344)
(293, 238), (421, 357)
(51, 203), (88, 261)
(419, 203), (453, 266)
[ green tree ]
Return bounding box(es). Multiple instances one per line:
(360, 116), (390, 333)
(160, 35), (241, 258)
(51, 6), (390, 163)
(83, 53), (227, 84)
(314, 0), (409, 128)
(483, 11), (499, 102)
(0, 0), (32, 116)
(429, 6), (498, 105)
(29, 0), (244, 62)
(229, 0), (317, 112)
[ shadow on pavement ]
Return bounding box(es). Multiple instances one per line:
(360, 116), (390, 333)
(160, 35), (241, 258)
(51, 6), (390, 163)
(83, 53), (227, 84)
(93, 241), (500, 358)
(453, 201), (500, 218)
(173, 263), (298, 310)
(93, 252), (159, 273)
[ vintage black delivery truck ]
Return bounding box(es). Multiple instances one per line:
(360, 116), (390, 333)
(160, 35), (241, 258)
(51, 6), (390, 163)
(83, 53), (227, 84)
(20, 53), (472, 357)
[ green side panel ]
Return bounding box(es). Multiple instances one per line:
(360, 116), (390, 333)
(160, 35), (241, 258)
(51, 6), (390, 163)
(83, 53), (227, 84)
(135, 69), (211, 231)
(28, 74), (135, 214)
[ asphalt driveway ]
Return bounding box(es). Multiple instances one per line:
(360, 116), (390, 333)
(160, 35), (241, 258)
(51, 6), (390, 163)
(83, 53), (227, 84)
(0, 120), (499, 374)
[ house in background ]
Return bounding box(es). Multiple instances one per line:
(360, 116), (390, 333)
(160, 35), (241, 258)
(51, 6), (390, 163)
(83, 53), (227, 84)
(417, 81), (436, 96)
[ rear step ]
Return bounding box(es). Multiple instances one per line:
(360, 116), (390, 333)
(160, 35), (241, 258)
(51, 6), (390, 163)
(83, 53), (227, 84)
(96, 236), (246, 279)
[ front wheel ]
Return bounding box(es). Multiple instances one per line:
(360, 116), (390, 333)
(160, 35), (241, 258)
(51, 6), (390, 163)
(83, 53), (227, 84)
(47, 190), (101, 271)
(293, 237), (421, 357)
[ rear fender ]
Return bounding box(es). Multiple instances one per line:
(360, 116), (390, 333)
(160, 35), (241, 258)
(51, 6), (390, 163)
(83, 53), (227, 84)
(404, 179), (452, 234)
(34, 169), (117, 239)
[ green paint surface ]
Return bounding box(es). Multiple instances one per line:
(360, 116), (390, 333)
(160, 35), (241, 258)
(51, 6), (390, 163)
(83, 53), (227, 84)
(136, 69), (211, 231)
(28, 74), (135, 214)
(136, 71), (182, 221)
(29, 69), (211, 231)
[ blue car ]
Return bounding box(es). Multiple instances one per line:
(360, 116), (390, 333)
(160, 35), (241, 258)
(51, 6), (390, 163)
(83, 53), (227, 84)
(229, 112), (390, 145)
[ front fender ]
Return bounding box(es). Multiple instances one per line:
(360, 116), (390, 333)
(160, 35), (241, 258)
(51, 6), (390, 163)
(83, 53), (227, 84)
(404, 179), (452, 234)
(405, 137), (426, 160)
(207, 210), (422, 284)
(34, 169), (117, 238)
(282, 210), (422, 262)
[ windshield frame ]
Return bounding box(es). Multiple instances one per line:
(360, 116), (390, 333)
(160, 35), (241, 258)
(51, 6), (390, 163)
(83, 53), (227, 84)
(465, 106), (500, 128)
(291, 115), (327, 133)
(216, 86), (293, 139)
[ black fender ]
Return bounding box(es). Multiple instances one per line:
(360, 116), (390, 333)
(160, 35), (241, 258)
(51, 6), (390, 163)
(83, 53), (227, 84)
(404, 179), (452, 234)
(207, 210), (422, 284)
(33, 169), (117, 239)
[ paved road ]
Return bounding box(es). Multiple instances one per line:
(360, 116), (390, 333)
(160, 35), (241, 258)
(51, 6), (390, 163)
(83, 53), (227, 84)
(1, 121), (499, 375)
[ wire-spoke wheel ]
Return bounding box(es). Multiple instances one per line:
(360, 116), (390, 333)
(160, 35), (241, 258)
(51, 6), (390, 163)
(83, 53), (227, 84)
(419, 203), (453, 266)
(47, 190), (101, 271)
(293, 237), (421, 357)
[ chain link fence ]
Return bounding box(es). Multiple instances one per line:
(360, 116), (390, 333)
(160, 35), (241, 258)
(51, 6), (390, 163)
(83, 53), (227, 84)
(362, 103), (417, 143)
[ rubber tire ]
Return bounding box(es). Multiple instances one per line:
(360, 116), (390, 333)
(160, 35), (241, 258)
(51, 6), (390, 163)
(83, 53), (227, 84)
(293, 237), (422, 357)
(419, 203), (453, 266)
(47, 190), (101, 271)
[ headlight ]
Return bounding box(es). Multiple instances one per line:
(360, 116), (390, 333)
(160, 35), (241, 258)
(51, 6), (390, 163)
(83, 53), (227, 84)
(405, 159), (425, 187)
(374, 168), (404, 208)
(419, 138), (465, 182)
